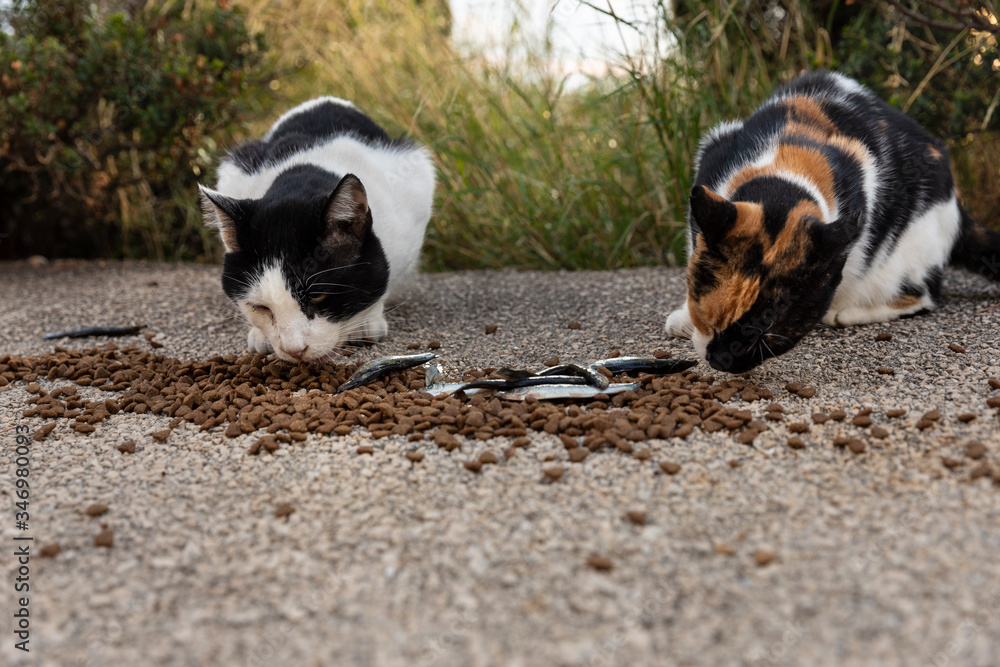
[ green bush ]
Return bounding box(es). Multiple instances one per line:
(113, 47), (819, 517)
(0, 0), (270, 260)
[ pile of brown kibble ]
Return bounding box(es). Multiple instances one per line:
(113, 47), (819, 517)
(3, 344), (999, 478)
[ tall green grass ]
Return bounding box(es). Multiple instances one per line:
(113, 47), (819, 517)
(221, 0), (999, 271)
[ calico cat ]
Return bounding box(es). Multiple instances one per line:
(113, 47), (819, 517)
(200, 97), (435, 363)
(666, 71), (1000, 373)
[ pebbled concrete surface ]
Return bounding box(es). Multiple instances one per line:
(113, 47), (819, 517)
(1, 260), (999, 667)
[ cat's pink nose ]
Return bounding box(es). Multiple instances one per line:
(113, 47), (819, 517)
(286, 346), (308, 360)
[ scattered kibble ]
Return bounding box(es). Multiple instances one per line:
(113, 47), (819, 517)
(356, 445), (374, 455)
(787, 437), (806, 449)
(653, 350), (671, 359)
(567, 321), (582, 330)
(811, 413), (830, 424)
(870, 426), (889, 439)
(754, 549), (777, 566)
(484, 324), (498, 335)
(543, 356), (560, 367)
(922, 409), (942, 421)
(39, 543), (61, 558)
(948, 343), (966, 354)
(406, 342), (421, 350)
(848, 440), (866, 454)
(852, 415), (873, 427)
(885, 409), (906, 419)
(660, 461), (681, 475)
(957, 413), (976, 423)
(543, 465), (565, 480)
(428, 340), (441, 350)
(965, 442), (986, 460)
(988, 378), (1000, 390)
(875, 333), (893, 341)
(94, 526), (114, 548)
(625, 510), (647, 526)
(829, 409), (847, 422)
(85, 504), (108, 517)
(941, 456), (963, 469)
(274, 502), (295, 518)
(405, 451), (424, 462)
(587, 554), (614, 571)
(877, 368), (895, 375)
(479, 451), (499, 465)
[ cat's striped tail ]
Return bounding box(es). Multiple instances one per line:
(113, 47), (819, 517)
(949, 209), (1000, 282)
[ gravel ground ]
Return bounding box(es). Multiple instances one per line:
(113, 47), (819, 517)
(1, 260), (999, 667)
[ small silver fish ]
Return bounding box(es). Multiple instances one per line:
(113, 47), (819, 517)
(536, 362), (610, 390)
(42, 325), (146, 340)
(337, 353), (437, 393)
(424, 362), (443, 387)
(589, 356), (697, 376)
(419, 382), (488, 398)
(496, 381), (641, 401)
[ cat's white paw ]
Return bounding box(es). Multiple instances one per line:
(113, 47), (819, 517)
(666, 303), (694, 340)
(822, 297), (933, 327)
(247, 327), (273, 353)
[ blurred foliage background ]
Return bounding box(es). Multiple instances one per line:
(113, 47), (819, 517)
(0, 0), (997, 268)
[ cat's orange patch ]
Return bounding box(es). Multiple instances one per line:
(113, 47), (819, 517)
(691, 273), (761, 333)
(888, 294), (922, 310)
(784, 96), (837, 136)
(726, 144), (836, 214)
(927, 144), (943, 161)
(765, 201), (822, 272)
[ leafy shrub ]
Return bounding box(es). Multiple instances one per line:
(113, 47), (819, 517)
(0, 0), (270, 260)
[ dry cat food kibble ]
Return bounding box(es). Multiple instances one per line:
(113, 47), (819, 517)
(886, 409), (906, 418)
(875, 333), (893, 341)
(39, 543), (61, 558)
(989, 378), (1000, 390)
(877, 368), (895, 375)
(94, 526), (113, 548)
(567, 321), (582, 330)
(965, 442), (986, 460)
(948, 343), (966, 354)
(787, 436), (805, 449)
(6, 344), (989, 479)
(85, 504), (108, 517)
(625, 510), (647, 526)
(586, 554), (614, 571)
(274, 502), (295, 518)
(484, 324), (498, 335)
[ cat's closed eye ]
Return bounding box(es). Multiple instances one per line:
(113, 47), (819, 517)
(309, 294), (326, 304)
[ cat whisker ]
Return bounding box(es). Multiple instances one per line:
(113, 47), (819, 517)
(305, 263), (372, 287)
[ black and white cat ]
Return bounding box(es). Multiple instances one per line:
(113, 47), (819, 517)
(666, 71), (1000, 373)
(200, 97), (435, 363)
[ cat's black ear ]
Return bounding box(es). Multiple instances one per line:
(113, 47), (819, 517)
(690, 185), (737, 245)
(323, 174), (372, 247)
(812, 210), (863, 256)
(198, 185), (245, 253)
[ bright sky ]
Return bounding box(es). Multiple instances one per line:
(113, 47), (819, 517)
(449, 0), (671, 83)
